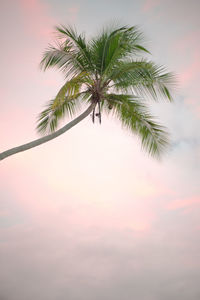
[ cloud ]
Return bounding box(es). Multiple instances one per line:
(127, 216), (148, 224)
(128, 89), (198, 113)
(1, 219), (200, 300)
(175, 32), (200, 87)
(172, 31), (200, 115)
(142, 0), (161, 12)
(19, 0), (56, 38)
(166, 196), (200, 211)
(179, 55), (200, 87)
(67, 5), (80, 22)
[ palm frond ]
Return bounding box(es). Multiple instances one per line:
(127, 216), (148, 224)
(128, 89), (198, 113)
(104, 93), (169, 157)
(111, 60), (175, 101)
(36, 97), (81, 134)
(90, 24), (150, 77)
(40, 41), (84, 78)
(52, 72), (92, 109)
(36, 73), (91, 134)
(55, 25), (95, 74)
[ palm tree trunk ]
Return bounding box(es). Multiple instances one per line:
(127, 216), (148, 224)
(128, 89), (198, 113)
(0, 103), (95, 161)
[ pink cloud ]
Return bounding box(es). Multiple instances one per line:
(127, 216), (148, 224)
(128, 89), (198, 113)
(0, 140), (159, 234)
(19, 0), (56, 38)
(142, 0), (161, 12)
(175, 31), (200, 51)
(174, 31), (200, 115)
(0, 209), (10, 217)
(0, 106), (37, 152)
(67, 5), (80, 22)
(179, 51), (200, 87)
(166, 196), (200, 211)
(175, 31), (200, 87)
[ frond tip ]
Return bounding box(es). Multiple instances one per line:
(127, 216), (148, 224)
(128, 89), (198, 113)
(36, 98), (79, 134)
(105, 94), (170, 158)
(36, 72), (92, 134)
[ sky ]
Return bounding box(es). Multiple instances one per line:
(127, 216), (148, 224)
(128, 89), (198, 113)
(0, 0), (200, 299)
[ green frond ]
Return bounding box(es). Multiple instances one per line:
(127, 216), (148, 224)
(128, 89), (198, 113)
(52, 72), (91, 109)
(55, 25), (95, 74)
(40, 42), (83, 77)
(104, 93), (169, 157)
(89, 24), (150, 77)
(36, 73), (91, 134)
(111, 60), (175, 101)
(36, 97), (81, 134)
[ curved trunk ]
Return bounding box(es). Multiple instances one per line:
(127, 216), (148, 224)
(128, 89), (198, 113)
(0, 103), (95, 161)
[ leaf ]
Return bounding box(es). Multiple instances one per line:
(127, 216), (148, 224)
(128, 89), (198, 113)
(104, 93), (169, 157)
(52, 72), (90, 109)
(110, 60), (175, 101)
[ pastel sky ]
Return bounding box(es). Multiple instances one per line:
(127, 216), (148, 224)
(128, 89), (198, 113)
(0, 0), (200, 299)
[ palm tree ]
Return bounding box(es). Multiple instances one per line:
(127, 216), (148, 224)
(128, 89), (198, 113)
(0, 23), (175, 161)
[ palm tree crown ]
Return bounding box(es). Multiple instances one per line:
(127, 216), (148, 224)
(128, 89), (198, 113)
(0, 23), (175, 161)
(38, 23), (174, 158)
